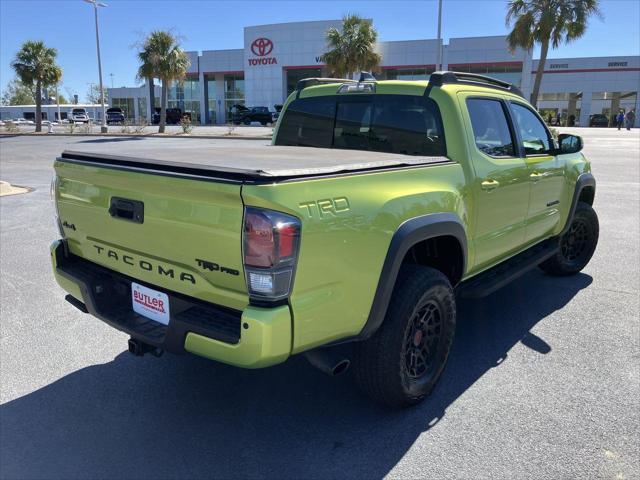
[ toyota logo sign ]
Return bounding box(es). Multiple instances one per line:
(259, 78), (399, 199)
(251, 38), (273, 57)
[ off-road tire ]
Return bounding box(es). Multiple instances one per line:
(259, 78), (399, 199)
(539, 201), (599, 276)
(354, 265), (456, 408)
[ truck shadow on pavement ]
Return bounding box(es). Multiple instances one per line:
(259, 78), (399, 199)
(0, 270), (592, 479)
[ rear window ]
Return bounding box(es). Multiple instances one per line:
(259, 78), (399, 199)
(275, 94), (446, 156)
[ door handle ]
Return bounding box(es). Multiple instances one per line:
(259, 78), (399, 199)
(481, 179), (500, 191)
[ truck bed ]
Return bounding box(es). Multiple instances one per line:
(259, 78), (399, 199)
(59, 143), (450, 182)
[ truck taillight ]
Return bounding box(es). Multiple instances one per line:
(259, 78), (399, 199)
(50, 175), (64, 237)
(243, 207), (301, 303)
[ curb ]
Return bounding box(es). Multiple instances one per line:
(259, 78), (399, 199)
(0, 132), (272, 141)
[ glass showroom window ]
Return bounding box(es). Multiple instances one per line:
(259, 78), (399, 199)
(224, 74), (245, 121)
(137, 98), (147, 122)
(379, 67), (434, 81)
(286, 68), (322, 97)
(206, 77), (217, 124)
(168, 79), (201, 123)
(110, 97), (135, 120)
(450, 63), (523, 87)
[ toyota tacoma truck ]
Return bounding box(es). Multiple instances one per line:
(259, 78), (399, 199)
(50, 72), (598, 407)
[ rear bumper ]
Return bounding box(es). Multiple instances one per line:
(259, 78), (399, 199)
(50, 240), (291, 368)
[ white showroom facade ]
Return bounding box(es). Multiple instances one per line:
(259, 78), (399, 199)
(4, 20), (636, 127)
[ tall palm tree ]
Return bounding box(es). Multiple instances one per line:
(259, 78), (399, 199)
(506, 0), (601, 107)
(137, 31), (190, 133)
(320, 14), (381, 79)
(11, 40), (62, 132)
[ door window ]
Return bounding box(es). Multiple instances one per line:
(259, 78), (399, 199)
(466, 98), (515, 157)
(510, 103), (552, 155)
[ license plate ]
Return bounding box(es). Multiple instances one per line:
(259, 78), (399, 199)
(131, 282), (170, 325)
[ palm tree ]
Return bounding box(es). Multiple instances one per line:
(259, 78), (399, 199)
(506, 0), (601, 107)
(320, 14), (381, 79)
(137, 31), (190, 133)
(11, 40), (62, 132)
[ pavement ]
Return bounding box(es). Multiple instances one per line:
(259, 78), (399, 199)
(0, 130), (639, 479)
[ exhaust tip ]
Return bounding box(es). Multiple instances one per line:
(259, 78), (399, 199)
(332, 359), (351, 376)
(304, 349), (351, 376)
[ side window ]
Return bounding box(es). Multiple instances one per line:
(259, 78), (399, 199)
(466, 98), (515, 157)
(510, 103), (551, 155)
(274, 96), (336, 148)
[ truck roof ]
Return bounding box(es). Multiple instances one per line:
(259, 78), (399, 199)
(60, 143), (450, 182)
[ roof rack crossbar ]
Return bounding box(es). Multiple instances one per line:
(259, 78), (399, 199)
(295, 77), (358, 98)
(428, 71), (525, 98)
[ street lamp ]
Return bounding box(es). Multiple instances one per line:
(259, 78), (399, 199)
(436, 0), (443, 71)
(84, 0), (108, 133)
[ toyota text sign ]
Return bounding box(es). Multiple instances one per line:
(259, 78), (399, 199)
(248, 37), (277, 66)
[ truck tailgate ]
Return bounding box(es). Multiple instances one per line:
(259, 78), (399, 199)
(54, 158), (248, 311)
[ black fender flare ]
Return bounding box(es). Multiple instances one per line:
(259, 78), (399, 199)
(357, 213), (468, 340)
(561, 173), (596, 236)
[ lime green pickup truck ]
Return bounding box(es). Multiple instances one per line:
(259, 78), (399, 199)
(50, 72), (598, 407)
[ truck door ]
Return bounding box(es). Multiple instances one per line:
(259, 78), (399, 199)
(460, 94), (530, 271)
(507, 101), (565, 243)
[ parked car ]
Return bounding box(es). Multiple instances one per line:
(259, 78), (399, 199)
(152, 108), (184, 125)
(589, 114), (609, 127)
(272, 104), (283, 122)
(70, 108), (90, 124)
(106, 107), (126, 125)
(232, 105), (273, 125)
(50, 72), (598, 408)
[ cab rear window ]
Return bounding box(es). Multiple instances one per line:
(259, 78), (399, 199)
(275, 94), (446, 156)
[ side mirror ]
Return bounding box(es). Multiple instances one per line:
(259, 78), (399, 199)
(557, 133), (583, 154)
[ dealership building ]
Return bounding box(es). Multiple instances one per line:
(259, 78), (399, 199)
(3, 20), (639, 127)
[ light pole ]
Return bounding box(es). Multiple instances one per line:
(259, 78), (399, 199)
(436, 0), (443, 71)
(84, 0), (108, 133)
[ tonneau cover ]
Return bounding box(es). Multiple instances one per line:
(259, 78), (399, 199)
(60, 143), (450, 180)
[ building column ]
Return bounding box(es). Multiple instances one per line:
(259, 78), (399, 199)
(579, 90), (593, 127)
(198, 71), (207, 125)
(216, 74), (225, 124)
(567, 93), (578, 126)
(146, 85), (153, 124)
(133, 96), (140, 124)
(610, 92), (621, 127)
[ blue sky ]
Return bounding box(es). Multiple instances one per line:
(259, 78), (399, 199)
(1, 0), (639, 101)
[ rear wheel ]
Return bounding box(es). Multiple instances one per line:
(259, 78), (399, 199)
(354, 266), (456, 408)
(539, 201), (599, 276)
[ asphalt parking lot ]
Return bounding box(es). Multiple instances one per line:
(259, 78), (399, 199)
(1, 130), (638, 479)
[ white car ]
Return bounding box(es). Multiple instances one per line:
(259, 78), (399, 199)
(70, 108), (90, 123)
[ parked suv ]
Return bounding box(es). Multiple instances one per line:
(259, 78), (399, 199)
(152, 108), (184, 125)
(106, 107), (125, 125)
(589, 114), (609, 127)
(51, 72), (598, 407)
(70, 108), (89, 124)
(231, 105), (273, 125)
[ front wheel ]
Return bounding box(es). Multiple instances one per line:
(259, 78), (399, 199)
(354, 266), (456, 408)
(539, 201), (599, 276)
